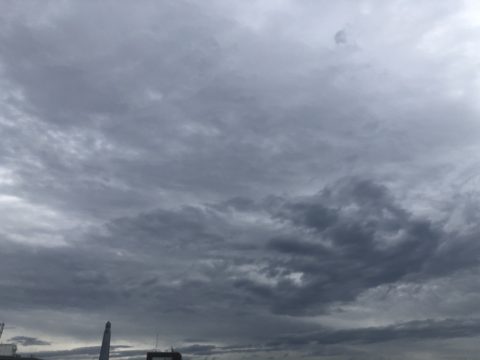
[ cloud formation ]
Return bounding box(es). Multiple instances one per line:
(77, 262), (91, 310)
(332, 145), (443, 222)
(9, 336), (51, 346)
(1, 1), (480, 360)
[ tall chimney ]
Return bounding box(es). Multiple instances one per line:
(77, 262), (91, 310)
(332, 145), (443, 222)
(99, 322), (111, 360)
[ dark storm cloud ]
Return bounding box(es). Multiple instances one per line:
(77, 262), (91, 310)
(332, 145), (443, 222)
(0, 1), (219, 124)
(99, 178), (444, 318)
(0, 0), (243, 220)
(237, 179), (473, 315)
(1, 1), (480, 359)
(1, 0), (474, 225)
(270, 318), (480, 347)
(34, 318), (480, 359)
(9, 336), (51, 346)
(1, 178), (480, 347)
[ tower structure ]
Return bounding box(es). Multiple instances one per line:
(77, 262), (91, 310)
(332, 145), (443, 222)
(98, 322), (111, 360)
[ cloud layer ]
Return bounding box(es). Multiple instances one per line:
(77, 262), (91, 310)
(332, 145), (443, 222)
(1, 1), (480, 360)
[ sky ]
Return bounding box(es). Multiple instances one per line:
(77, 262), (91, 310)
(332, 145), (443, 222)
(1, 1), (480, 359)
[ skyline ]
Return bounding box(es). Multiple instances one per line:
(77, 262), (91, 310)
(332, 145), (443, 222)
(1, 1), (480, 360)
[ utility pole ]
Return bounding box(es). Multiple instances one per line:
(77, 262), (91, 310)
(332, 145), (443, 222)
(0, 323), (4, 342)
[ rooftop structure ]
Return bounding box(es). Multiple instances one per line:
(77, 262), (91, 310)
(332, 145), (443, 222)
(0, 344), (17, 358)
(146, 352), (182, 360)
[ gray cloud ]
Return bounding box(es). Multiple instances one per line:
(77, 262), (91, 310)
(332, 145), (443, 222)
(33, 319), (480, 359)
(0, 0), (475, 224)
(2, 178), (480, 348)
(1, 1), (480, 359)
(270, 318), (480, 347)
(35, 345), (131, 359)
(9, 336), (51, 346)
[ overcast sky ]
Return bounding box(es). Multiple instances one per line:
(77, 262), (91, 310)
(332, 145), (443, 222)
(1, 1), (480, 360)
